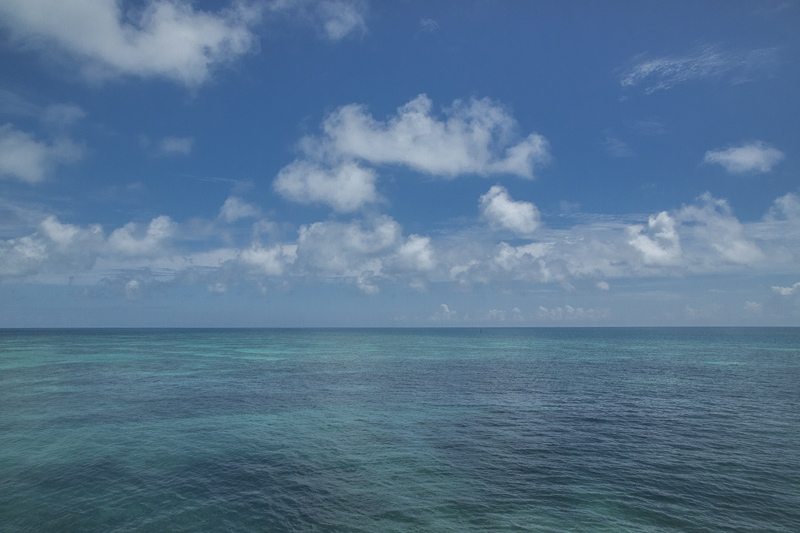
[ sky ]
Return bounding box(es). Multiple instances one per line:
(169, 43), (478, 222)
(0, 0), (799, 327)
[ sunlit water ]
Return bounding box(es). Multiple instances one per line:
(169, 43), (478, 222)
(1, 328), (798, 531)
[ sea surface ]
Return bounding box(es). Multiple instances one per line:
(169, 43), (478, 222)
(1, 328), (798, 532)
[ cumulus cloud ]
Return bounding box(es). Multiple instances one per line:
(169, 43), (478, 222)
(536, 305), (610, 321)
(275, 94), (550, 211)
(490, 241), (558, 283)
(308, 94), (550, 178)
(704, 141), (784, 174)
(622, 194), (765, 273)
(40, 215), (104, 260)
(487, 308), (505, 321)
(355, 272), (380, 295)
(3, 190), (799, 308)
(274, 160), (378, 212)
(262, 191), (786, 293)
(0, 0), (259, 86)
(432, 303), (456, 321)
(0, 124), (83, 182)
(627, 211), (682, 266)
(0, 207), (438, 294)
(443, 191), (786, 290)
(620, 44), (777, 94)
(0, 215), (104, 277)
(238, 244), (296, 276)
(0, 212), (255, 284)
(677, 193), (763, 266)
(108, 216), (176, 256)
(158, 136), (193, 156)
(0, 235), (48, 277)
(772, 282), (800, 296)
(764, 192), (800, 222)
(394, 235), (435, 272)
(295, 215), (400, 275)
(288, 215), (437, 292)
(480, 185), (541, 236)
(219, 197), (260, 223)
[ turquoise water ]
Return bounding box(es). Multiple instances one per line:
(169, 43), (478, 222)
(1, 328), (798, 531)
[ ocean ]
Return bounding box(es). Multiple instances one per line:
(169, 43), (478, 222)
(1, 328), (798, 531)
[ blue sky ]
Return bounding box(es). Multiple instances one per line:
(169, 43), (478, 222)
(1, 0), (799, 327)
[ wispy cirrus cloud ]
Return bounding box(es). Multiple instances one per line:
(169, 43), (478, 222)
(602, 131), (635, 158)
(158, 136), (194, 156)
(704, 141), (784, 174)
(419, 18), (439, 33)
(0, 89), (86, 129)
(620, 44), (778, 94)
(268, 0), (368, 41)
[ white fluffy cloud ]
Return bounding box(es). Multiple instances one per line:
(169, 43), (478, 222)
(431, 303), (456, 321)
(0, 124), (83, 182)
(1, 215), (103, 277)
(480, 185), (541, 236)
(490, 241), (558, 283)
(2, 191), (798, 309)
(275, 94), (550, 212)
(627, 211), (682, 266)
(310, 94), (550, 178)
(704, 141), (784, 173)
(677, 193), (763, 266)
(219, 197), (261, 223)
(445, 192), (788, 289)
(0, 235), (48, 277)
(108, 216), (176, 256)
(274, 160), (378, 212)
(0, 0), (258, 86)
(295, 216), (401, 275)
(394, 235), (435, 272)
(772, 282), (800, 296)
(238, 244), (296, 276)
(40, 215), (103, 249)
(625, 194), (766, 271)
(289, 215), (437, 292)
(765, 192), (800, 222)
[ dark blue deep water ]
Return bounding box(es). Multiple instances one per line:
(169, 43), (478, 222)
(1, 328), (798, 531)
